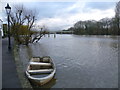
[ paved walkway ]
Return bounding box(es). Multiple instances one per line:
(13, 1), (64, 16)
(2, 38), (21, 88)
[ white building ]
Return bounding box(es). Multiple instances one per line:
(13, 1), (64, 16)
(0, 19), (3, 37)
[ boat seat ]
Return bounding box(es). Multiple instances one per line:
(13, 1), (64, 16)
(31, 57), (40, 62)
(30, 62), (51, 66)
(42, 58), (50, 62)
(28, 69), (53, 74)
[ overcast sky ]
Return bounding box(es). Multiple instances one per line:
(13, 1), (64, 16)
(0, 0), (119, 31)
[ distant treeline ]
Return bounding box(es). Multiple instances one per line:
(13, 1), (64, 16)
(67, 1), (120, 35)
(55, 30), (73, 34)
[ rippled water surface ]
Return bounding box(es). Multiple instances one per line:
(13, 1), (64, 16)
(21, 34), (119, 88)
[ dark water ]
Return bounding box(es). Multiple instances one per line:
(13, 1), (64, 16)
(20, 34), (119, 88)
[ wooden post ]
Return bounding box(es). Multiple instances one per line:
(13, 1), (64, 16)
(54, 33), (56, 38)
(48, 33), (50, 37)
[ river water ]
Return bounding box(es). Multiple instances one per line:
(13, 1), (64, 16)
(20, 34), (119, 88)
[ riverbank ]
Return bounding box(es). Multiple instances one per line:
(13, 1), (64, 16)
(13, 42), (33, 88)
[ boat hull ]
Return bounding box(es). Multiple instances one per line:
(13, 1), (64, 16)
(25, 56), (56, 86)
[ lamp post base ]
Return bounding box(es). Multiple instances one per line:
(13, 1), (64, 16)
(8, 46), (11, 50)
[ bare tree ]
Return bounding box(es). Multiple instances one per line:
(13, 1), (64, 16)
(115, 1), (120, 34)
(9, 4), (46, 45)
(32, 25), (48, 43)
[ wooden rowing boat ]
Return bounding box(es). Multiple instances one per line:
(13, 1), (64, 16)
(25, 56), (56, 86)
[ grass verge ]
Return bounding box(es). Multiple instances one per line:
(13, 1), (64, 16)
(13, 42), (33, 88)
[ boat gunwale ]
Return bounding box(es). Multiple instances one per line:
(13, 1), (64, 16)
(25, 56), (56, 83)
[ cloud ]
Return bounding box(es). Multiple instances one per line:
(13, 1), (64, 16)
(36, 17), (71, 31)
(1, 0), (119, 2)
(1, 0), (117, 31)
(36, 1), (115, 31)
(85, 2), (116, 10)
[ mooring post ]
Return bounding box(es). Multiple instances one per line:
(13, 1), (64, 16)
(54, 33), (56, 38)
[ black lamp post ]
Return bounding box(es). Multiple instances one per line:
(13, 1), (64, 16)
(5, 3), (11, 50)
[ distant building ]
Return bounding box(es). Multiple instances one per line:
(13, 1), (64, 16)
(3, 24), (7, 37)
(0, 19), (3, 37)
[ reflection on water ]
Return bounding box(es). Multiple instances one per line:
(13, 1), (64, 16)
(30, 77), (57, 88)
(20, 35), (118, 88)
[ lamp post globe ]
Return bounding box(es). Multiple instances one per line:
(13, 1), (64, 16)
(5, 3), (11, 50)
(5, 3), (11, 15)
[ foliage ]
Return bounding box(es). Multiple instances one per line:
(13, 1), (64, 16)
(69, 1), (120, 35)
(9, 4), (46, 45)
